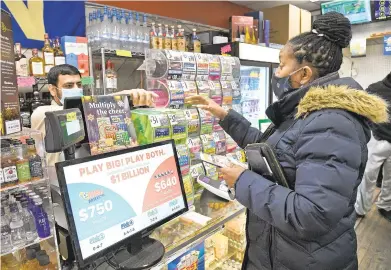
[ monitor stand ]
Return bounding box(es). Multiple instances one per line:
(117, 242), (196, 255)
(112, 235), (165, 270)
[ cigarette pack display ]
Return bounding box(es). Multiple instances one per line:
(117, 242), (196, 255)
(131, 109), (171, 145)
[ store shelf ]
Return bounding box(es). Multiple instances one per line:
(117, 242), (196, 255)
(92, 48), (145, 59)
(0, 177), (48, 192)
(0, 234), (54, 257)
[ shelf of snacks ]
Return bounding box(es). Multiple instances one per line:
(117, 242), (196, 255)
(0, 128), (60, 269)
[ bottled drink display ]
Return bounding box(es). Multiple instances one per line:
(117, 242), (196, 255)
(29, 49), (44, 77)
(105, 60), (118, 94)
(171, 25), (178, 50)
(87, 7), (149, 55)
(53, 37), (65, 66)
(0, 182), (53, 255)
(94, 63), (103, 95)
(9, 202), (26, 247)
(150, 22), (158, 49)
(190, 28), (201, 53)
(13, 140), (31, 183)
(30, 87), (45, 113)
(26, 138), (43, 180)
(14, 43), (29, 77)
(240, 26), (245, 43)
(1, 206), (12, 253)
(0, 138), (44, 189)
(245, 26), (251, 44)
(157, 23), (164, 50)
(42, 33), (54, 74)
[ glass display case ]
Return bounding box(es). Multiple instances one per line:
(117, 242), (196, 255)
(0, 129), (60, 269)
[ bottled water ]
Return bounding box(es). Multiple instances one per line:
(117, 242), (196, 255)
(9, 203), (26, 247)
(143, 15), (150, 54)
(135, 12), (143, 54)
(21, 200), (37, 242)
(87, 13), (93, 47)
(94, 9), (102, 49)
(119, 10), (129, 49)
(101, 6), (111, 49)
(128, 12), (136, 52)
(110, 9), (120, 50)
(1, 207), (12, 253)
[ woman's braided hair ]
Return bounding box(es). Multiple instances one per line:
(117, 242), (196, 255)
(288, 12), (352, 78)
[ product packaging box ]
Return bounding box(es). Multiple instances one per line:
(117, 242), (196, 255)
(245, 11), (264, 43)
(1, 9), (21, 135)
(229, 16), (254, 42)
(61, 36), (90, 77)
(262, 4), (311, 45)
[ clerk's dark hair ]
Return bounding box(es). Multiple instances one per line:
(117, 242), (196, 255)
(288, 12), (352, 78)
(48, 64), (81, 86)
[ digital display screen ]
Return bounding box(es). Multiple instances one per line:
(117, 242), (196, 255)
(59, 111), (84, 148)
(58, 142), (187, 261)
(321, 0), (372, 24)
(373, 0), (391, 21)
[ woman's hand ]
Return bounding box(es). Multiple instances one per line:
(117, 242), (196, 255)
(185, 95), (228, 120)
(219, 164), (246, 188)
(110, 89), (158, 107)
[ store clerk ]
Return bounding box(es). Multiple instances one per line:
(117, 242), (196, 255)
(31, 64), (157, 166)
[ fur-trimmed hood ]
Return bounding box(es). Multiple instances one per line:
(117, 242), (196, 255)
(266, 72), (389, 126)
(296, 85), (389, 124)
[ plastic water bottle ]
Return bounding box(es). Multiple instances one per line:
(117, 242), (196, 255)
(135, 12), (143, 54)
(9, 203), (26, 247)
(101, 6), (111, 49)
(143, 14), (150, 54)
(1, 207), (12, 253)
(21, 200), (37, 242)
(128, 12), (136, 52)
(94, 9), (102, 49)
(120, 10), (129, 49)
(87, 13), (93, 47)
(110, 9), (120, 50)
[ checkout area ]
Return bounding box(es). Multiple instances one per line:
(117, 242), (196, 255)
(44, 97), (246, 270)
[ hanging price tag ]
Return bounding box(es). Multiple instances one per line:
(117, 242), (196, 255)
(149, 115), (161, 127)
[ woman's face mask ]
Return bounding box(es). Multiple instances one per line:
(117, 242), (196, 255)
(271, 68), (303, 100)
(59, 87), (83, 105)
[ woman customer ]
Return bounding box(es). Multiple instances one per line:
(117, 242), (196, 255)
(187, 12), (388, 269)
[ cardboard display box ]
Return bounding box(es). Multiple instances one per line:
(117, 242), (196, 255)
(262, 4), (312, 45)
(229, 16), (254, 42)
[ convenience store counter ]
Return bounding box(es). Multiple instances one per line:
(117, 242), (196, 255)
(95, 192), (245, 269)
